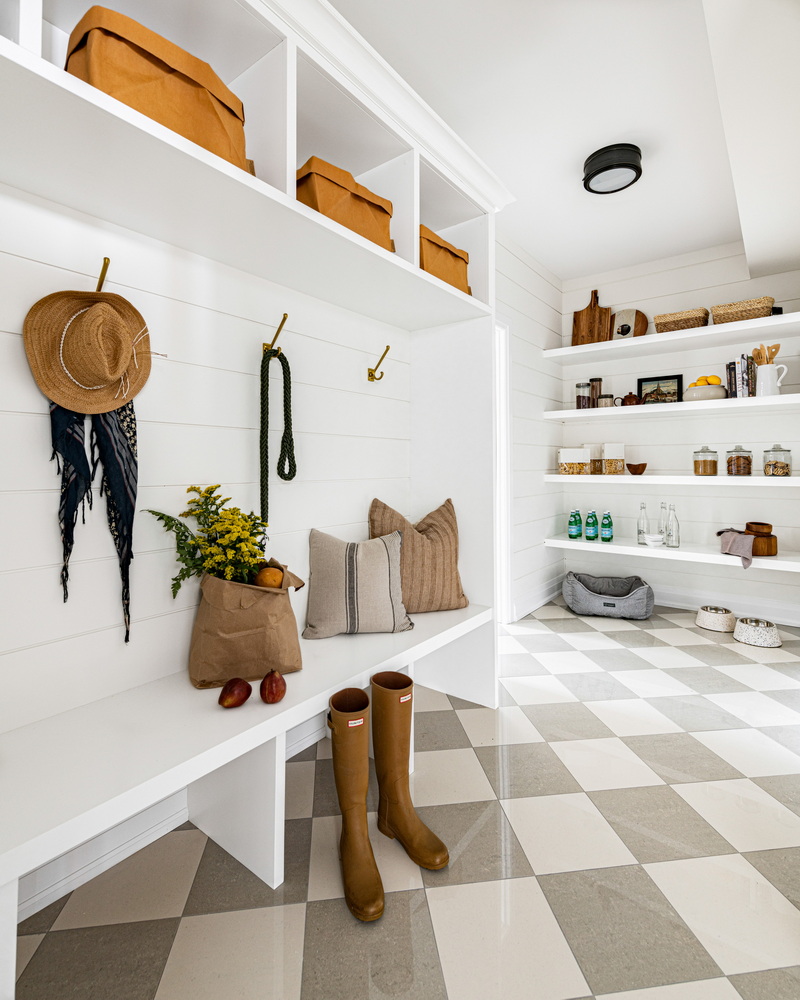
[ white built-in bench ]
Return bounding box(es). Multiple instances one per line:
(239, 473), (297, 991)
(0, 604), (492, 999)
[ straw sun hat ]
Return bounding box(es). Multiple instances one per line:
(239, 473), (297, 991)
(23, 291), (151, 414)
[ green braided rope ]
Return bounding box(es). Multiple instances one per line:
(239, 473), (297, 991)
(260, 349), (297, 523)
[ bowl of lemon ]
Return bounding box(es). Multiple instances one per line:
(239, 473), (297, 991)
(683, 374), (728, 402)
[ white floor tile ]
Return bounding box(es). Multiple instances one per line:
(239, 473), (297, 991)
(427, 877), (590, 1000)
(713, 661), (800, 690)
(608, 669), (695, 698)
(502, 792), (637, 874)
(154, 904), (306, 1000)
(530, 650), (604, 674)
(597, 978), (743, 999)
(502, 621), (551, 635)
(497, 634), (535, 655)
(550, 737), (664, 791)
(456, 706), (544, 746)
(578, 617), (640, 631)
(584, 699), (684, 737)
(647, 628), (714, 647)
(645, 854), (800, 975)
(705, 692), (800, 728)
(732, 645), (800, 665)
(560, 631), (624, 651)
(413, 685), (453, 712)
(692, 728), (800, 777)
(673, 778), (800, 852)
(629, 647), (709, 669)
(658, 614), (703, 626)
(500, 676), (578, 705)
(285, 760), (315, 820)
(409, 748), (496, 806)
(533, 605), (576, 620)
(307, 813), (422, 901)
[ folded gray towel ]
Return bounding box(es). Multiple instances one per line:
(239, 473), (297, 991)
(716, 528), (754, 569)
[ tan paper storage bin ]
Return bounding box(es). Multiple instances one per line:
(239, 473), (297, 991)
(65, 6), (252, 173)
(296, 156), (394, 251)
(419, 225), (471, 295)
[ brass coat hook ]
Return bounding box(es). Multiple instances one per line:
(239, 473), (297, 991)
(96, 257), (110, 291)
(368, 345), (390, 382)
(263, 313), (288, 355)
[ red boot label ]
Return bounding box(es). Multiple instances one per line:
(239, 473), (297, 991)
(400, 693), (412, 703)
(348, 717), (365, 727)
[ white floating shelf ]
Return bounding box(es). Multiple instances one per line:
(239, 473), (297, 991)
(544, 535), (800, 573)
(0, 39), (490, 331)
(544, 394), (800, 421)
(543, 475), (799, 487)
(544, 312), (800, 366)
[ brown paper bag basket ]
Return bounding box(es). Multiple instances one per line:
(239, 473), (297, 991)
(296, 156), (395, 251)
(65, 5), (253, 173)
(419, 225), (471, 295)
(188, 560), (305, 689)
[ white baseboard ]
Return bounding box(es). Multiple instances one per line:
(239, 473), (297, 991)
(285, 711), (327, 759)
(511, 577), (563, 622)
(653, 584), (800, 626)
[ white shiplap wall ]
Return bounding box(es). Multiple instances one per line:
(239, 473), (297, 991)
(558, 243), (800, 623)
(0, 182), (413, 735)
(496, 239), (565, 621)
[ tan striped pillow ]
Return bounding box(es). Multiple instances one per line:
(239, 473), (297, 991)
(302, 529), (413, 639)
(369, 498), (468, 613)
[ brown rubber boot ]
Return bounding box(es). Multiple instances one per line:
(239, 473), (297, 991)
(328, 687), (384, 921)
(371, 671), (449, 870)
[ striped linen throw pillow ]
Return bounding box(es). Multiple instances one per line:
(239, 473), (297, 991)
(302, 528), (413, 639)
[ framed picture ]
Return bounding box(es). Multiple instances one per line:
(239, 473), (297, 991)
(637, 374), (683, 404)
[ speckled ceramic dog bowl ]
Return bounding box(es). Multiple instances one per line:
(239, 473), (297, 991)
(733, 617), (782, 648)
(695, 606), (736, 633)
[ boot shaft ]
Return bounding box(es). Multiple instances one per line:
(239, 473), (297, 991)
(328, 687), (371, 810)
(370, 671), (413, 794)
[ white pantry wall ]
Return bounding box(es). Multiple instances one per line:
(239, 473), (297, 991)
(558, 243), (800, 622)
(0, 182), (413, 735)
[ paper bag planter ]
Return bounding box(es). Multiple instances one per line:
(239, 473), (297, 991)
(66, 6), (252, 173)
(419, 225), (471, 295)
(296, 156), (395, 251)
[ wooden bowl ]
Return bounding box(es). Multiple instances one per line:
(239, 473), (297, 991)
(745, 521), (772, 535)
(626, 463), (647, 475)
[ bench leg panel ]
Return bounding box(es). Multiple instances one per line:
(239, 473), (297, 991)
(187, 734), (286, 889)
(1, 878), (18, 1000)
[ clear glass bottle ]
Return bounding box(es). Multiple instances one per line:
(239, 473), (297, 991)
(763, 444), (792, 477)
(658, 501), (668, 537)
(637, 501), (649, 545)
(575, 382), (591, 409)
(666, 504), (680, 548)
(585, 510), (598, 541)
(600, 511), (613, 542)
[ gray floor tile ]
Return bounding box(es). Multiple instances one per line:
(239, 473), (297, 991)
(589, 786), (736, 863)
(475, 743), (583, 798)
(537, 618), (596, 633)
(417, 800), (533, 888)
(633, 616), (682, 629)
(499, 652), (550, 676)
(622, 733), (743, 783)
(16, 918), (179, 1000)
(414, 710), (471, 751)
(17, 895), (71, 936)
(183, 818), (312, 915)
(447, 694), (482, 710)
(764, 689), (800, 713)
(677, 644), (757, 667)
(175, 820), (199, 831)
(558, 673), (639, 701)
(583, 648), (660, 672)
(313, 757), (379, 817)
(289, 743), (318, 762)
(538, 866), (722, 995)
(751, 774), (800, 817)
(664, 666), (751, 694)
(686, 626), (738, 644)
(301, 890), (447, 1000)
(515, 633), (575, 654)
(646, 695), (746, 732)
(760, 725), (800, 756)
(728, 966), (800, 998)
(606, 630), (671, 648)
(742, 848), (800, 909)
(520, 703), (616, 741)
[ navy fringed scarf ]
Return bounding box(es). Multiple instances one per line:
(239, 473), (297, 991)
(50, 400), (138, 641)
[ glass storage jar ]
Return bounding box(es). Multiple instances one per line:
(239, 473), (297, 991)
(726, 445), (752, 476)
(575, 382), (591, 409)
(693, 446), (718, 476)
(763, 444), (792, 477)
(589, 377), (603, 407)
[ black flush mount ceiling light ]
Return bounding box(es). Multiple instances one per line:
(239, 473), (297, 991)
(583, 143), (642, 194)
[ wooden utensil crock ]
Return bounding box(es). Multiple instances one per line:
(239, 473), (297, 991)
(745, 522), (778, 556)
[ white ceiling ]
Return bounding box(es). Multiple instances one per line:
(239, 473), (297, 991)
(327, 0), (800, 283)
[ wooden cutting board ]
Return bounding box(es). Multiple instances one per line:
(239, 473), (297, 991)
(572, 290), (612, 346)
(611, 308), (648, 339)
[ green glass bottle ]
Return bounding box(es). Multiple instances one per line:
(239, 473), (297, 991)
(585, 510), (598, 541)
(568, 510), (580, 539)
(600, 510), (614, 542)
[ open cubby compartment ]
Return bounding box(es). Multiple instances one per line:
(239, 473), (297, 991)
(296, 51), (417, 264)
(419, 157), (492, 304)
(1, 1), (21, 46)
(38, 0), (292, 191)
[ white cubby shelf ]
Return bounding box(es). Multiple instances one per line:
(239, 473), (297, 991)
(544, 393), (800, 422)
(543, 475), (800, 487)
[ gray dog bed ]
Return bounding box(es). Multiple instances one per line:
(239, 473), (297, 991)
(561, 571), (654, 619)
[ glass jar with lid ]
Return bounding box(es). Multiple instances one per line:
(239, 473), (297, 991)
(693, 446), (718, 476)
(575, 382), (591, 409)
(726, 445), (752, 476)
(764, 444), (792, 477)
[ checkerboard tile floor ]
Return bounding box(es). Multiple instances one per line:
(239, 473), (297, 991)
(16, 602), (800, 999)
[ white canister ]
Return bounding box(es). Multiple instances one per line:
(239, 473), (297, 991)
(755, 363), (788, 397)
(733, 617), (782, 648)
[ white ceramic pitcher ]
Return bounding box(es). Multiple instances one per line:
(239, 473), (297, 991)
(756, 363), (788, 397)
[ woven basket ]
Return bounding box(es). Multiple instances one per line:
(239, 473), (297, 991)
(710, 296), (774, 325)
(653, 308), (709, 333)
